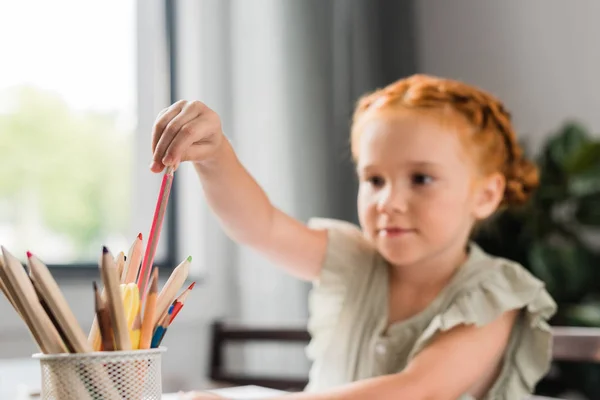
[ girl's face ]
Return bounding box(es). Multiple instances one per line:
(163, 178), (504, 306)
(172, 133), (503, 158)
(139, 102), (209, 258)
(355, 108), (504, 268)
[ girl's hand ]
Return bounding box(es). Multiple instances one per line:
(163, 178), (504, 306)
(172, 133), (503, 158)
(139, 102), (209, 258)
(177, 390), (225, 399)
(150, 100), (224, 173)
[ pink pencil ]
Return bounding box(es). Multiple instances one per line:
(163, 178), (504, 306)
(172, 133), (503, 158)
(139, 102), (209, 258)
(138, 166), (174, 302)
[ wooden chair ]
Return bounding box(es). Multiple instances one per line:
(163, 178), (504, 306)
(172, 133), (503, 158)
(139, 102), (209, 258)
(550, 326), (600, 362)
(208, 321), (600, 395)
(209, 321), (311, 391)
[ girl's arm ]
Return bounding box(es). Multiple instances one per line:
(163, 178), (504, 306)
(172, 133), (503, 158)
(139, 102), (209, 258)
(151, 100), (327, 281)
(183, 309), (518, 400)
(193, 138), (327, 281)
(279, 309), (518, 400)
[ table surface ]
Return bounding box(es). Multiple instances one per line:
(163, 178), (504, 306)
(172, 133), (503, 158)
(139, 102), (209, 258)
(163, 386), (563, 400)
(0, 357), (565, 400)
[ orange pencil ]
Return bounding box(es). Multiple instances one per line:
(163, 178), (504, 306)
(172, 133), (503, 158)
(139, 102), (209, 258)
(139, 268), (158, 349)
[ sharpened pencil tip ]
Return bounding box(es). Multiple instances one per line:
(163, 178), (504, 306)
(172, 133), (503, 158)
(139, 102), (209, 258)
(102, 246), (109, 254)
(186, 255), (192, 262)
(188, 281), (196, 290)
(26, 251), (32, 258)
(137, 232), (143, 240)
(93, 281), (97, 291)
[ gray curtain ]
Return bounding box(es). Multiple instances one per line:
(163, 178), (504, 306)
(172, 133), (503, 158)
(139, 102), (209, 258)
(172, 0), (416, 378)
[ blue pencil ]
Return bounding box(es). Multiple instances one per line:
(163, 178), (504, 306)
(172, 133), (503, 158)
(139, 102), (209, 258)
(151, 304), (174, 348)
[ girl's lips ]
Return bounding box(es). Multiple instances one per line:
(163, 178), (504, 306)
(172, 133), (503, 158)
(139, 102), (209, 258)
(378, 227), (415, 237)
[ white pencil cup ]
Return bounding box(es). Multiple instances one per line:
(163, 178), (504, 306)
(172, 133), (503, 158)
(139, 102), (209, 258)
(33, 347), (166, 400)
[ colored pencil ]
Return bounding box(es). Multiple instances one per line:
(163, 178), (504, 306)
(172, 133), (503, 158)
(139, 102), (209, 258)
(115, 252), (126, 281)
(151, 304), (173, 348)
(100, 246), (131, 351)
(1, 246), (67, 354)
(121, 282), (141, 349)
(27, 251), (91, 354)
(169, 281), (195, 324)
(123, 233), (143, 284)
(0, 256), (21, 316)
(139, 268), (158, 349)
(138, 167), (174, 302)
(153, 256), (190, 327)
(93, 281), (114, 351)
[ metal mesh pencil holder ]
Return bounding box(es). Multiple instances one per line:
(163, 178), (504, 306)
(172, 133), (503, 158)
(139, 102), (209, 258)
(33, 347), (166, 400)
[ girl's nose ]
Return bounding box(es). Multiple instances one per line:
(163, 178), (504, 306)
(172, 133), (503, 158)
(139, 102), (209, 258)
(376, 185), (408, 214)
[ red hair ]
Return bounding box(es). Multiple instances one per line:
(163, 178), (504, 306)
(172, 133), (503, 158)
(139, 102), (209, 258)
(350, 74), (538, 207)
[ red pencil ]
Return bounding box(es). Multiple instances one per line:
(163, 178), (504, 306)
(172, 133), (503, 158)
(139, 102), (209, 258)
(169, 282), (195, 324)
(138, 167), (174, 302)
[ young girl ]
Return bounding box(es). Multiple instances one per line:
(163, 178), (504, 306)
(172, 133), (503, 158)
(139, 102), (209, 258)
(152, 74), (557, 400)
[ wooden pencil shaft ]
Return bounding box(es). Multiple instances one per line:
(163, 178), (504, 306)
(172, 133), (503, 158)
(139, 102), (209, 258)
(0, 258), (23, 317)
(28, 255), (91, 353)
(97, 308), (114, 351)
(37, 291), (75, 353)
(115, 252), (125, 279)
(153, 259), (189, 327)
(101, 249), (131, 351)
(124, 235), (143, 284)
(27, 271), (71, 349)
(0, 260), (46, 352)
(1, 248), (67, 354)
(87, 289), (107, 351)
(139, 269), (158, 349)
(93, 282), (115, 351)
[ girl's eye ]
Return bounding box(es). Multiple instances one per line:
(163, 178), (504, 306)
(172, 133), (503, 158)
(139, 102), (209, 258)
(367, 175), (385, 188)
(412, 173), (434, 186)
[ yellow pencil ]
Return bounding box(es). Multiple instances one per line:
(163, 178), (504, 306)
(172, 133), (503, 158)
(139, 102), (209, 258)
(120, 282), (141, 349)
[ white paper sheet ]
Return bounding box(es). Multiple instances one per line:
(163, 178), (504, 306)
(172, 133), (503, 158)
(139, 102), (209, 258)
(163, 385), (287, 399)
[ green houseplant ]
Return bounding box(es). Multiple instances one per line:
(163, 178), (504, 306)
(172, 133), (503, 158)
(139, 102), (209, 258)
(473, 121), (600, 398)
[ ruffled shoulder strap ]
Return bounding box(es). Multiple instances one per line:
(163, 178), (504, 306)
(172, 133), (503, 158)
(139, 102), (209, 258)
(408, 255), (557, 399)
(308, 218), (376, 288)
(305, 218), (378, 360)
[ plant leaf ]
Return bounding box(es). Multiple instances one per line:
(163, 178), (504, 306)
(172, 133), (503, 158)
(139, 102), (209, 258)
(528, 241), (594, 303)
(546, 122), (590, 171)
(575, 193), (600, 227)
(564, 142), (600, 174)
(563, 301), (600, 327)
(569, 167), (600, 197)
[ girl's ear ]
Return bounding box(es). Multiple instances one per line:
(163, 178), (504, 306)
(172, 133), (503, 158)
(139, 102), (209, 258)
(472, 172), (505, 220)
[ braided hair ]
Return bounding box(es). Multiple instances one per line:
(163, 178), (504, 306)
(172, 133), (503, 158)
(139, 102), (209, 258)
(350, 74), (538, 207)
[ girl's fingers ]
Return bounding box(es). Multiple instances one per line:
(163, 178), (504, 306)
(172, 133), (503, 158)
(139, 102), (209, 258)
(153, 102), (201, 165)
(151, 100), (187, 153)
(163, 114), (214, 166)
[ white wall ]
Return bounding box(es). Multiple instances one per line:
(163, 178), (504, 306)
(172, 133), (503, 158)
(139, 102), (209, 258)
(415, 0), (600, 150)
